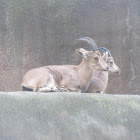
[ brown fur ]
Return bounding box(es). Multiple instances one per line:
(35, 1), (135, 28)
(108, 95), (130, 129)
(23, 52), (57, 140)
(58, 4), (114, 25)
(21, 48), (109, 93)
(86, 54), (120, 93)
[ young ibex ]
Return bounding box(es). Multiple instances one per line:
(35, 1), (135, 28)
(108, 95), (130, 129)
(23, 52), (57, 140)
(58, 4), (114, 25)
(21, 48), (109, 93)
(77, 37), (120, 93)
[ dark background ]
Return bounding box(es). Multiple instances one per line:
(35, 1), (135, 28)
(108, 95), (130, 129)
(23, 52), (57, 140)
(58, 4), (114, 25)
(0, 0), (140, 94)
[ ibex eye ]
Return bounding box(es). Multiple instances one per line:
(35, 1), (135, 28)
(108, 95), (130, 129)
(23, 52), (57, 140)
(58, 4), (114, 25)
(110, 62), (113, 65)
(94, 57), (99, 62)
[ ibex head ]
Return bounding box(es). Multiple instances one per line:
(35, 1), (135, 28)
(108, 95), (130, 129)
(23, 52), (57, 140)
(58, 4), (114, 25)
(76, 48), (109, 71)
(102, 52), (120, 73)
(77, 37), (120, 73)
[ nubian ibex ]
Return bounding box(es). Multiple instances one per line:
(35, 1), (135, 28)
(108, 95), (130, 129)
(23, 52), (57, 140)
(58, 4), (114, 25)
(21, 48), (109, 93)
(77, 37), (120, 93)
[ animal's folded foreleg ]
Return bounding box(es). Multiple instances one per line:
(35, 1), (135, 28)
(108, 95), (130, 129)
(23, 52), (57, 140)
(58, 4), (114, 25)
(58, 86), (81, 92)
(38, 86), (58, 92)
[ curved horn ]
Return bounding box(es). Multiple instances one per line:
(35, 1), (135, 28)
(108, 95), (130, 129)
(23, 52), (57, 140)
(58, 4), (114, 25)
(77, 37), (112, 57)
(77, 37), (98, 51)
(81, 37), (98, 49)
(97, 47), (112, 57)
(83, 38), (111, 55)
(82, 37), (112, 57)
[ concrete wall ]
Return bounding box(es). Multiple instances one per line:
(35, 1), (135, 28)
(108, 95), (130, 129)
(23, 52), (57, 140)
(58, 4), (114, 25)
(0, 0), (140, 94)
(0, 92), (140, 140)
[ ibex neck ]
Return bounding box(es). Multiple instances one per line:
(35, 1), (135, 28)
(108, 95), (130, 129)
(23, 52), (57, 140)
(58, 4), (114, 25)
(94, 70), (109, 91)
(95, 70), (109, 81)
(77, 59), (95, 92)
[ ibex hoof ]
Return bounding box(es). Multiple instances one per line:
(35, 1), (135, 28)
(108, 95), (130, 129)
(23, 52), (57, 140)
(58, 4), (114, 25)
(96, 91), (104, 94)
(38, 87), (58, 92)
(57, 86), (70, 92)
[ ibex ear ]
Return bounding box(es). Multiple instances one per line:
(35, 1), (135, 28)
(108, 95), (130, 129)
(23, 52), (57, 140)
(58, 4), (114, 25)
(95, 50), (101, 57)
(93, 54), (99, 62)
(76, 48), (89, 59)
(102, 52), (108, 61)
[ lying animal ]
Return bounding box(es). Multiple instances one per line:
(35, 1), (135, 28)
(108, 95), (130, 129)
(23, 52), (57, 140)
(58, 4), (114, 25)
(21, 48), (109, 93)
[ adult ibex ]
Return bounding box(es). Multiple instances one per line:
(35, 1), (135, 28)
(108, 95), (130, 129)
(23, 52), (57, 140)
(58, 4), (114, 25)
(21, 48), (109, 93)
(77, 37), (120, 93)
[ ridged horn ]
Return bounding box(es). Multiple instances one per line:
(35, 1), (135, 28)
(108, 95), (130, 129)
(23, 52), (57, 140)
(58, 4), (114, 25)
(81, 37), (98, 49)
(77, 37), (112, 57)
(97, 47), (111, 57)
(77, 37), (98, 51)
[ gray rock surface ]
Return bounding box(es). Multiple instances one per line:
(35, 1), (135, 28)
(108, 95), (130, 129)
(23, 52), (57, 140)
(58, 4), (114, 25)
(0, 0), (140, 94)
(0, 92), (140, 140)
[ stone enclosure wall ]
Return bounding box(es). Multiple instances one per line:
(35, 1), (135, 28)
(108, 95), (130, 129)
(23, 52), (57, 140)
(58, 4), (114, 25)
(0, 92), (140, 140)
(0, 0), (140, 94)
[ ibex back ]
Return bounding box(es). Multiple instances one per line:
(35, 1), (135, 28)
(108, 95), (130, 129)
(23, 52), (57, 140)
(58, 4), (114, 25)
(21, 48), (109, 93)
